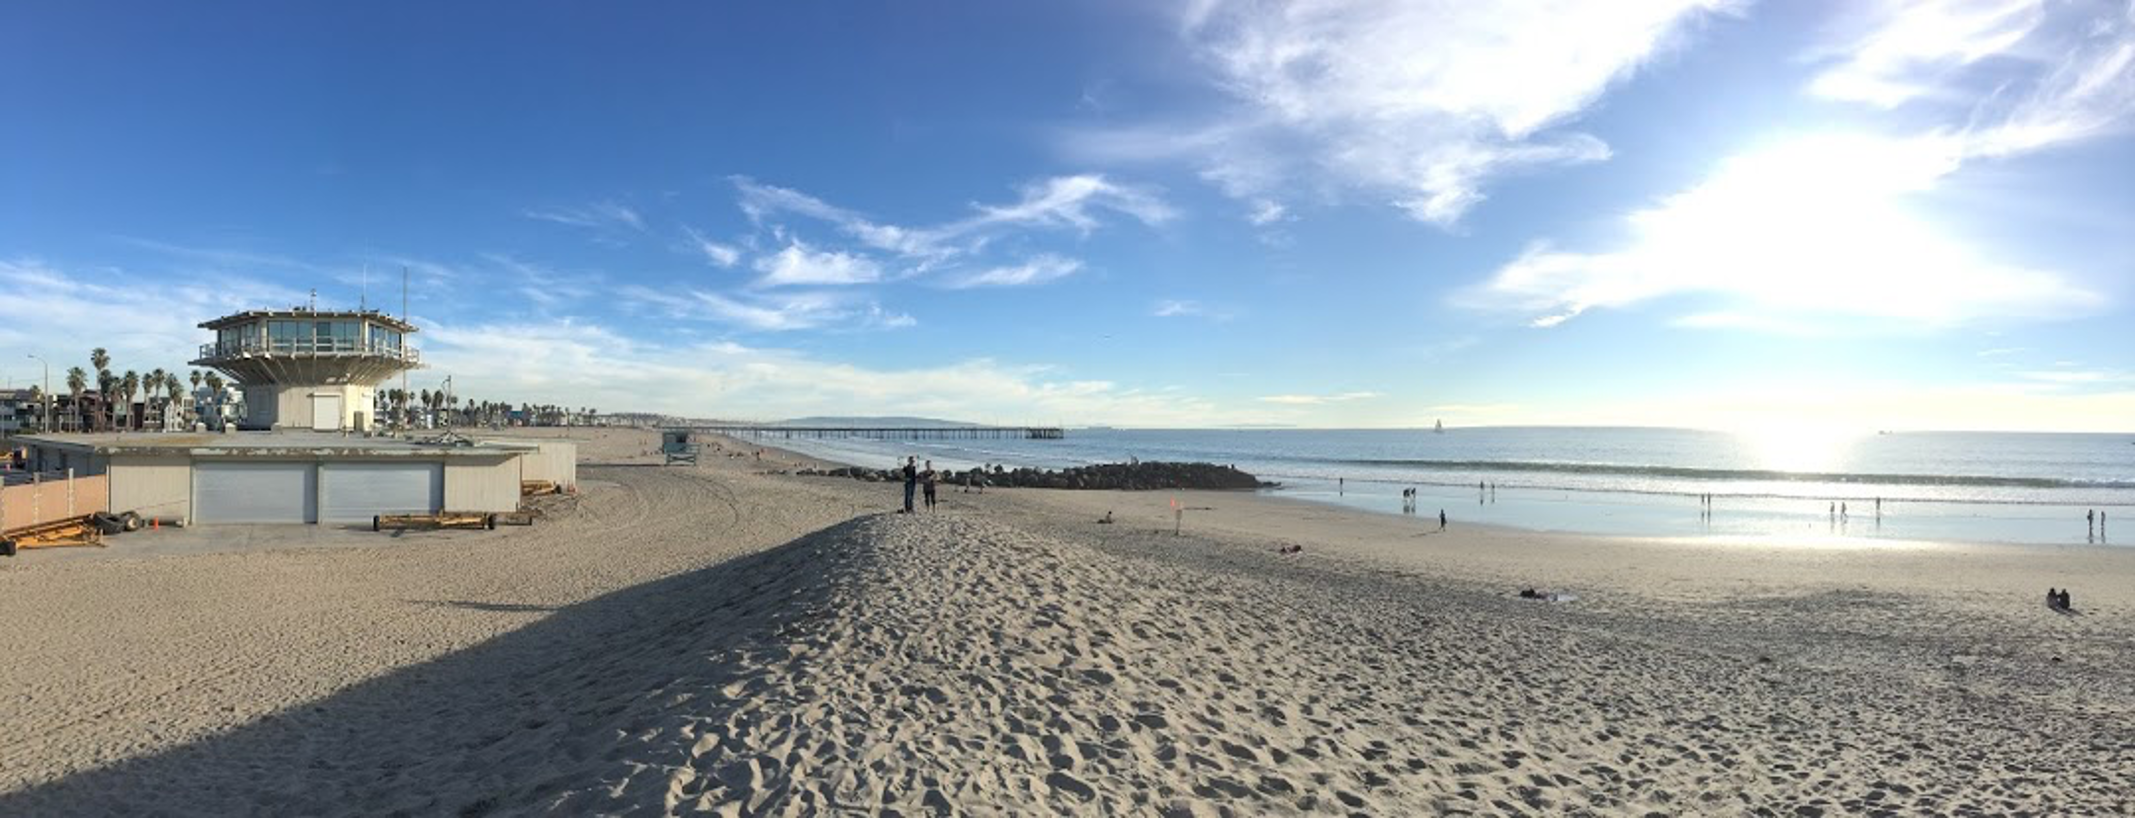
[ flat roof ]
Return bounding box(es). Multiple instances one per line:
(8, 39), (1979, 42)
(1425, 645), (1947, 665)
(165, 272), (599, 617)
(200, 310), (418, 333)
(18, 431), (537, 458)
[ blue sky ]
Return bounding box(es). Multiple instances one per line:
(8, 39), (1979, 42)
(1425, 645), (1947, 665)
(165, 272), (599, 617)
(4, 0), (2132, 431)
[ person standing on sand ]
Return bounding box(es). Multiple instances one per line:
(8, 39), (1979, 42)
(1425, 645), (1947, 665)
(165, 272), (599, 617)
(1439, 509), (1447, 531)
(901, 456), (918, 513)
(921, 460), (939, 511)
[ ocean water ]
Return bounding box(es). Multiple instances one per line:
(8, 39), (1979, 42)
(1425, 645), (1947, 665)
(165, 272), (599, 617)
(750, 427), (2135, 546)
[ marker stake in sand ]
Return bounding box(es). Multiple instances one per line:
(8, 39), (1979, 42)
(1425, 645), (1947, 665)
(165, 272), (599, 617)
(1171, 496), (1182, 536)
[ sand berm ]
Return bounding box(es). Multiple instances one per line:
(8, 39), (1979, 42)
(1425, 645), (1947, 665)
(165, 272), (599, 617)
(1, 428), (2130, 814)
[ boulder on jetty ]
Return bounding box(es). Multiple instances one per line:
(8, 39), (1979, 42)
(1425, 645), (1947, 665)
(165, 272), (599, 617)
(796, 461), (1275, 491)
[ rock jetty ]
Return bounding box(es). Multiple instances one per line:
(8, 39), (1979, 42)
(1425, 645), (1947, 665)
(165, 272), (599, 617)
(794, 461), (1275, 491)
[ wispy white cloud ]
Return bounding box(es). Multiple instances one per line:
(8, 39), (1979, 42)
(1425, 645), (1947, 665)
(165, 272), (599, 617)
(419, 321), (1269, 426)
(116, 236), (335, 276)
(1245, 199), (1289, 226)
(479, 253), (599, 310)
(1807, 0), (2044, 108)
(1256, 391), (1382, 405)
(1065, 0), (1730, 225)
(1472, 3), (2133, 332)
(752, 241), (882, 287)
(1151, 298), (1243, 321)
(1153, 299), (1204, 318)
(622, 284), (907, 332)
(732, 173), (1170, 267)
(682, 226), (742, 267)
(1807, 0), (2135, 155)
(523, 201), (646, 232)
(0, 257), (306, 376)
(968, 175), (1175, 232)
(944, 256), (1082, 289)
(1465, 132), (2103, 330)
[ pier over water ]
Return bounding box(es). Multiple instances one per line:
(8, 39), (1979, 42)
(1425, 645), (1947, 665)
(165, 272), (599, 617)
(687, 426), (1065, 441)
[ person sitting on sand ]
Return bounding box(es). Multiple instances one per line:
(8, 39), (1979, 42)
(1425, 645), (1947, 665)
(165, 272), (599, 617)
(2048, 588), (2061, 609)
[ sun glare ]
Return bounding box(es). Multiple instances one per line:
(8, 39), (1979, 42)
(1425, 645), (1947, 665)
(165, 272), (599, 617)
(1735, 423), (1863, 475)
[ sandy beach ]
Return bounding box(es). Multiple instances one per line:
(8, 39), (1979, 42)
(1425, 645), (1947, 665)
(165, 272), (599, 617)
(2, 427), (2131, 815)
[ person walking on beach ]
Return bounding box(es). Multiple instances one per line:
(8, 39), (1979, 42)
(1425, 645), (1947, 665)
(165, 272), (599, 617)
(1438, 509), (1447, 531)
(900, 456), (918, 514)
(921, 460), (939, 511)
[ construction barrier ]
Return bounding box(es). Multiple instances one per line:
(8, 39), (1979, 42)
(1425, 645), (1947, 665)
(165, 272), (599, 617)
(0, 473), (108, 533)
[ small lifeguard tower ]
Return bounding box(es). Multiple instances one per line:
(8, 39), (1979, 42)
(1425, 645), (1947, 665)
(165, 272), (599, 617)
(190, 308), (420, 432)
(661, 430), (700, 465)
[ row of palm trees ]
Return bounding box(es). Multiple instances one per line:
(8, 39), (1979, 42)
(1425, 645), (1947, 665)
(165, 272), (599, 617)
(373, 390), (600, 429)
(28, 347), (599, 433)
(45, 347), (228, 432)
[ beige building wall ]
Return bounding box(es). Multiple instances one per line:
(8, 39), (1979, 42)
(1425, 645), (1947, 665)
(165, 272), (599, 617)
(444, 456), (522, 513)
(257, 384), (377, 432)
(516, 441), (578, 490)
(107, 455), (193, 521)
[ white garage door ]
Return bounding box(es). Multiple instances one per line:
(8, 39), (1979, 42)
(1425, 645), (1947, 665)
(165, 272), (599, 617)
(311, 394), (342, 431)
(194, 462), (317, 523)
(319, 462), (443, 524)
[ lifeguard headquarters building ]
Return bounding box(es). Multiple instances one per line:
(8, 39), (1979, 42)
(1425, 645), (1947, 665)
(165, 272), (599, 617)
(14, 306), (574, 526)
(193, 308), (418, 432)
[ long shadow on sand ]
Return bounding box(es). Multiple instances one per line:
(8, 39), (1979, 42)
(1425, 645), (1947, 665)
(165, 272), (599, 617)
(0, 518), (869, 816)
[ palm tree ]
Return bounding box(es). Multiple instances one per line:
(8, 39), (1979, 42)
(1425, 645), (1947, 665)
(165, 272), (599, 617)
(203, 372), (225, 427)
(120, 371), (140, 430)
(165, 372), (186, 426)
(90, 348), (109, 378)
(147, 367), (167, 427)
(94, 371), (115, 431)
(65, 367), (86, 431)
(185, 371), (203, 425)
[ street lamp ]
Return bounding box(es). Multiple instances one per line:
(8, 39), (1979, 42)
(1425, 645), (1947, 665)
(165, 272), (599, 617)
(26, 354), (49, 434)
